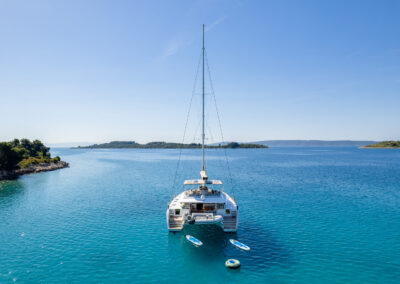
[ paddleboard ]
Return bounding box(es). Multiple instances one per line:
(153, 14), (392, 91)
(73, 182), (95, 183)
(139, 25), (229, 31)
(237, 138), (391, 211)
(186, 235), (203, 246)
(229, 239), (250, 251)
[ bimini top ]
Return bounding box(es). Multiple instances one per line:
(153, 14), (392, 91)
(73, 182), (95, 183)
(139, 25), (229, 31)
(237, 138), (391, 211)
(184, 179), (223, 185)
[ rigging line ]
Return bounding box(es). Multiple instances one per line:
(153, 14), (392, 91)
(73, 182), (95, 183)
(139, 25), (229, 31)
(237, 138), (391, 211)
(205, 118), (214, 142)
(206, 125), (215, 172)
(207, 122), (231, 186)
(204, 50), (235, 197)
(205, 120), (228, 183)
(192, 117), (202, 144)
(205, 119), (230, 192)
(174, 116), (201, 185)
(204, 94), (220, 168)
(172, 52), (202, 194)
(174, 114), (202, 187)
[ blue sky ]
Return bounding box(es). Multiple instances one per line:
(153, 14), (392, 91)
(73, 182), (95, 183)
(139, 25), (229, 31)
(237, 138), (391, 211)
(1, 0), (399, 144)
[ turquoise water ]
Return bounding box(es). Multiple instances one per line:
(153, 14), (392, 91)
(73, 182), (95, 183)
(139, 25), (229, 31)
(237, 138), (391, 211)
(1, 147), (400, 283)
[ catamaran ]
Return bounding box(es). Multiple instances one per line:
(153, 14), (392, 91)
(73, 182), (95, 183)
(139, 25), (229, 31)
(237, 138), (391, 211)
(166, 25), (238, 232)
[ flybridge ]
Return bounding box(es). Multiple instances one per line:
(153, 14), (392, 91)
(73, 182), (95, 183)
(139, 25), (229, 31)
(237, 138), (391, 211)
(184, 170), (223, 185)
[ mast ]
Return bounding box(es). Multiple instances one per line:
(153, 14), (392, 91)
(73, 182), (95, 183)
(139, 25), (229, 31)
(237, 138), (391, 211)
(201, 24), (205, 172)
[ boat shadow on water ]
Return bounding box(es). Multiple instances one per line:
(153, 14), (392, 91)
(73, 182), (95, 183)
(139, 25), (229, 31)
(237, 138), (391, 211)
(238, 220), (294, 270)
(168, 221), (293, 270)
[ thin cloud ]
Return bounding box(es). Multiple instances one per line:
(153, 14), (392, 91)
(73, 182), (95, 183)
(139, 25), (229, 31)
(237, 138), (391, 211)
(163, 38), (185, 57)
(205, 16), (227, 32)
(161, 15), (227, 58)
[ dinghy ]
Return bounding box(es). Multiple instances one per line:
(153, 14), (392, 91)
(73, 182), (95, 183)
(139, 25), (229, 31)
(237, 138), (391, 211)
(186, 235), (203, 246)
(229, 239), (250, 251)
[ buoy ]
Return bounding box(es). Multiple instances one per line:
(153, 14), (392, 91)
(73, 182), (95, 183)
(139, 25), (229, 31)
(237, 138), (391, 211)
(186, 235), (203, 246)
(225, 258), (240, 269)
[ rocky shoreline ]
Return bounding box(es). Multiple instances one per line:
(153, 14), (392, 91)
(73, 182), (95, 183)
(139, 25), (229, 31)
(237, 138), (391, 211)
(359, 146), (400, 149)
(0, 161), (69, 181)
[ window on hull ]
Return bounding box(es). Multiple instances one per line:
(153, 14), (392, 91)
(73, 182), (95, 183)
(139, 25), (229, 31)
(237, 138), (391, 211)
(189, 203), (225, 212)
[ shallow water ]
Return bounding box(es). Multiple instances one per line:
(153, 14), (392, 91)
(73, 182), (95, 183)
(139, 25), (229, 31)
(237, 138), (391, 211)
(0, 147), (399, 283)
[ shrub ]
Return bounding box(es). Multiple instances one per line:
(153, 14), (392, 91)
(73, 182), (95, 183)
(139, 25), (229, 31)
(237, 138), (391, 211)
(51, 156), (61, 163)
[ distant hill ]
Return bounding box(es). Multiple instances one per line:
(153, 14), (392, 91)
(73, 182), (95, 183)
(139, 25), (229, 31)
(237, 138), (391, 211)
(75, 141), (267, 149)
(361, 141), (400, 149)
(74, 140), (383, 149)
(250, 140), (378, 147)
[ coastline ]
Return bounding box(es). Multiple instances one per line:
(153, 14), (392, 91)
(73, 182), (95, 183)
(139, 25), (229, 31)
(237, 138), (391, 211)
(360, 141), (400, 149)
(359, 147), (400, 149)
(0, 161), (69, 181)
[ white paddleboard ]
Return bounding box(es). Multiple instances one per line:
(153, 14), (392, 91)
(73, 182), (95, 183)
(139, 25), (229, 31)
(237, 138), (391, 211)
(229, 239), (250, 251)
(186, 235), (203, 246)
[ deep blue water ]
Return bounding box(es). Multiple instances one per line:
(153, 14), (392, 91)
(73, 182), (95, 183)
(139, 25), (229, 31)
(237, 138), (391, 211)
(1, 147), (400, 283)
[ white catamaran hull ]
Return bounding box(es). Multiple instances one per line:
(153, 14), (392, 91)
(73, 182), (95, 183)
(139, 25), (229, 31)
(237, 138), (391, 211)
(167, 190), (238, 232)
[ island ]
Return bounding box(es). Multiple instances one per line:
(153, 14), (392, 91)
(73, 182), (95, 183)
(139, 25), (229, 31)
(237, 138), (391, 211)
(252, 140), (377, 147)
(0, 139), (69, 181)
(360, 141), (400, 149)
(75, 141), (268, 149)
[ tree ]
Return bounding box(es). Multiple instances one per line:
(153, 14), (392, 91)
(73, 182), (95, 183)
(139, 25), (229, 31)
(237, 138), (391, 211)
(32, 139), (50, 157)
(0, 143), (20, 170)
(226, 142), (240, 148)
(11, 139), (20, 147)
(20, 138), (34, 156)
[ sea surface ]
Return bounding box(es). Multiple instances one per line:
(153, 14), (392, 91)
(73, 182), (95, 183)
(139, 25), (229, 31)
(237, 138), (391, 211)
(0, 147), (400, 283)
